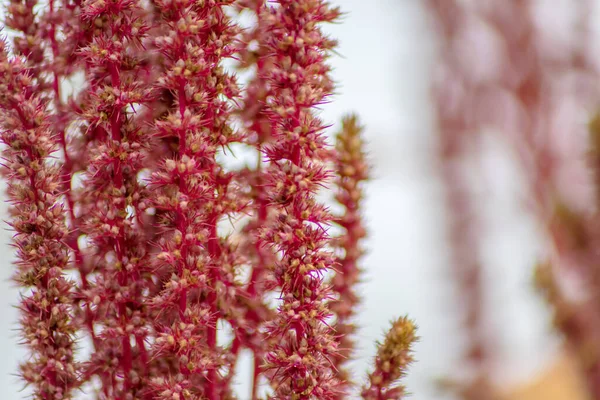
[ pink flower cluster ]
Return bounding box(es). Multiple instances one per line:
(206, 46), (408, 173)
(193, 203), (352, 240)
(0, 1), (416, 399)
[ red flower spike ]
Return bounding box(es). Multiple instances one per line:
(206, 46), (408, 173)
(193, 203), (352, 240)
(145, 1), (246, 398)
(328, 115), (369, 397)
(0, 41), (82, 400)
(74, 0), (156, 396)
(257, 1), (343, 398)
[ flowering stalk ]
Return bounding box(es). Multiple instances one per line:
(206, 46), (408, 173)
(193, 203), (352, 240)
(4, 0), (95, 348)
(258, 1), (343, 398)
(329, 114), (369, 396)
(361, 317), (418, 400)
(75, 0), (155, 395)
(0, 40), (81, 399)
(146, 1), (246, 398)
(233, 1), (279, 396)
(46, 0), (99, 356)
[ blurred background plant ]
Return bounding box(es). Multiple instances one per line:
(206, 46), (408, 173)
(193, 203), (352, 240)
(427, 1), (600, 399)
